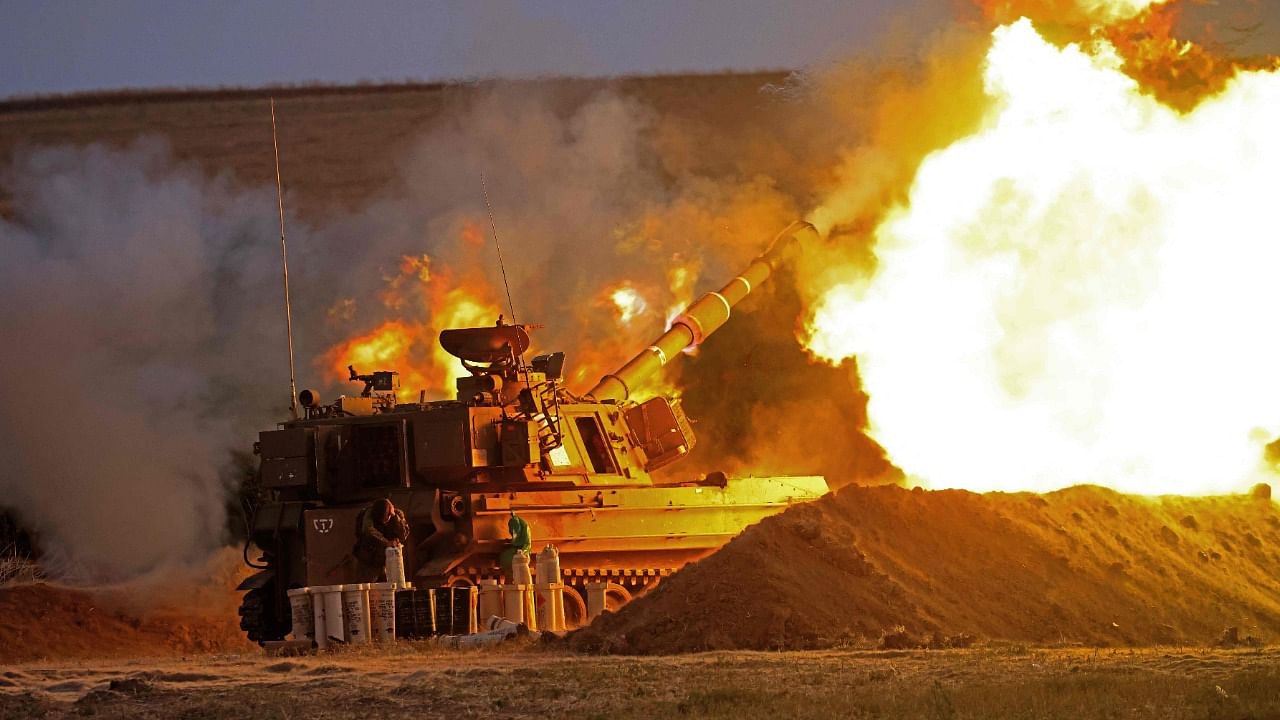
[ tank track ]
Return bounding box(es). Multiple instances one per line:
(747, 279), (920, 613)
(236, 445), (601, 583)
(449, 565), (674, 588)
(447, 565), (671, 623)
(238, 585), (290, 645)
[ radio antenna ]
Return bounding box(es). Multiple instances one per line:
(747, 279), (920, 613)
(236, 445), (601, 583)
(481, 173), (518, 324)
(480, 174), (533, 392)
(271, 98), (299, 420)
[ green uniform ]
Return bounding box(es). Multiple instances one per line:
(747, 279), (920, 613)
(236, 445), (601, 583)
(498, 513), (531, 581)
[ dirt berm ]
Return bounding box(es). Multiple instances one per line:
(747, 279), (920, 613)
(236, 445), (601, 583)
(0, 551), (254, 663)
(569, 483), (1280, 654)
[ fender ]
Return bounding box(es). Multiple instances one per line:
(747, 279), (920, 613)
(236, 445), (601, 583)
(236, 568), (275, 591)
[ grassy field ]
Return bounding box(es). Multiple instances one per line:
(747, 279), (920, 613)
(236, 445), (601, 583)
(3, 643), (1279, 719)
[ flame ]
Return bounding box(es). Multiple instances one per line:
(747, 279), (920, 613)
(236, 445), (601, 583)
(460, 219), (486, 247)
(1103, 4), (1280, 111)
(325, 320), (433, 401)
(608, 284), (648, 325)
(379, 254), (431, 311)
(1085, 0), (1162, 19)
(576, 282), (645, 388)
(665, 263), (696, 323)
(804, 17), (1280, 495)
(429, 286), (504, 394)
(573, 281), (651, 389)
(325, 278), (502, 401)
(400, 254), (432, 284)
(322, 220), (503, 401)
(978, 0), (1169, 26)
(563, 275), (696, 399)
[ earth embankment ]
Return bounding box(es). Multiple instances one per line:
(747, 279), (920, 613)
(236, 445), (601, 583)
(0, 551), (254, 663)
(570, 484), (1280, 653)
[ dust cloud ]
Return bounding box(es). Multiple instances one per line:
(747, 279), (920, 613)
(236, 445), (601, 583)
(0, 140), (283, 581)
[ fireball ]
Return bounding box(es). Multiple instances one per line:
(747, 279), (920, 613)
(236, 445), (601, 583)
(322, 219), (503, 402)
(805, 16), (1280, 496)
(609, 284), (648, 325)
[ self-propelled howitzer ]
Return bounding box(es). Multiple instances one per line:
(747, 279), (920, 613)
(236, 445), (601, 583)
(237, 221), (828, 643)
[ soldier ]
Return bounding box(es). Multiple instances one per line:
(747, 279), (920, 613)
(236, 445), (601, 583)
(353, 498), (409, 582)
(498, 511), (531, 581)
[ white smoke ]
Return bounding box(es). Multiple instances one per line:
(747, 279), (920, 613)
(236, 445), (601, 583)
(0, 138), (288, 581)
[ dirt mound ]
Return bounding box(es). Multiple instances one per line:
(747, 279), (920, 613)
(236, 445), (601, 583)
(0, 582), (253, 663)
(570, 484), (1280, 653)
(0, 550), (255, 663)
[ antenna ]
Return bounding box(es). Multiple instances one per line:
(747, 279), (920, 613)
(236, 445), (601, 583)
(271, 98), (300, 420)
(481, 174), (519, 324)
(480, 174), (533, 391)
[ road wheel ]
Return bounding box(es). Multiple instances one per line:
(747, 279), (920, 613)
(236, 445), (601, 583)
(238, 584), (289, 645)
(604, 582), (632, 612)
(561, 585), (589, 628)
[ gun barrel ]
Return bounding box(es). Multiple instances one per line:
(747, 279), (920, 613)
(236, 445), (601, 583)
(585, 220), (817, 403)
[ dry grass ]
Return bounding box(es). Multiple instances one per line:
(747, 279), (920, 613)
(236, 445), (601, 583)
(2, 644), (1280, 719)
(0, 545), (41, 587)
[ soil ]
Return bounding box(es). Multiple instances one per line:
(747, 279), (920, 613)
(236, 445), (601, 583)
(569, 483), (1280, 653)
(0, 551), (255, 664)
(4, 645), (1280, 719)
(0, 583), (252, 663)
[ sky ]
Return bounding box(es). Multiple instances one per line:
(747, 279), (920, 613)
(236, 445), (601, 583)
(1, 0), (952, 99)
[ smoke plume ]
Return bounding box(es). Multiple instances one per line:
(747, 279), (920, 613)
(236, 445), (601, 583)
(0, 140), (285, 581)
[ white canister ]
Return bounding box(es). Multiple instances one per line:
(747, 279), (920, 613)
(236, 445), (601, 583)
(315, 584), (346, 646)
(311, 587), (329, 649)
(367, 582), (398, 642)
(501, 584), (527, 625)
(477, 579), (502, 623)
(536, 544), (560, 584)
(535, 583), (566, 633)
(511, 550), (533, 585)
(286, 587), (314, 643)
(585, 581), (607, 622)
(385, 545), (407, 586)
(342, 583), (372, 644)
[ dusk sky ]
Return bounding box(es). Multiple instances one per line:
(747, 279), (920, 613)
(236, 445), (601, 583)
(2, 0), (952, 99)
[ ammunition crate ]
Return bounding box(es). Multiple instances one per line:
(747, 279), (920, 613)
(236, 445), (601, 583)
(435, 586), (479, 635)
(394, 587), (479, 638)
(394, 589), (435, 638)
